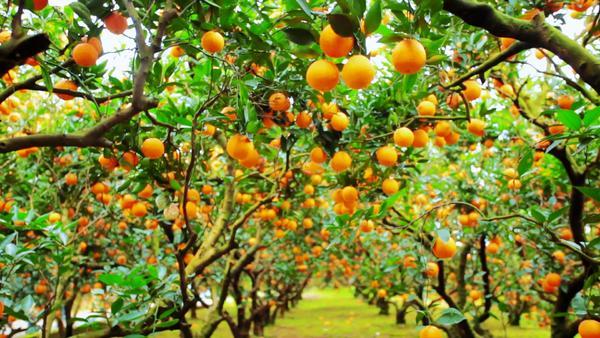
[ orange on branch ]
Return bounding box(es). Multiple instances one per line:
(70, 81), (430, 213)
(141, 138), (165, 159)
(341, 55), (375, 89)
(306, 59), (339, 92)
(392, 39), (426, 74)
(104, 12), (128, 35)
(393, 127), (414, 147)
(201, 31), (225, 53)
(319, 25), (354, 58)
(72, 43), (99, 67)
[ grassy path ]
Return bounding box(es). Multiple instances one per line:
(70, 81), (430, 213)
(155, 287), (551, 337)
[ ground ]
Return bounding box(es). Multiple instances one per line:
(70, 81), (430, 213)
(153, 287), (551, 338)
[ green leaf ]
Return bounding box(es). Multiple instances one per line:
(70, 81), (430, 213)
(111, 298), (124, 314)
(376, 190), (403, 217)
(575, 186), (600, 202)
(589, 237), (600, 250)
(169, 179), (181, 191)
(364, 0), (381, 35)
(436, 308), (466, 325)
(328, 13), (359, 37)
(402, 73), (418, 93)
(556, 110), (581, 130)
(517, 148), (533, 176)
(155, 319), (179, 328)
(571, 294), (587, 316)
(583, 106), (600, 127)
(99, 273), (125, 286)
(294, 0), (313, 18)
(283, 25), (317, 45)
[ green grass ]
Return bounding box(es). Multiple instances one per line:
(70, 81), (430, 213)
(153, 287), (551, 337)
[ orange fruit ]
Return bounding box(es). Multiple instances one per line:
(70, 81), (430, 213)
(226, 134), (253, 160)
(394, 127), (414, 147)
(557, 94), (574, 109)
(170, 46), (185, 58)
(546, 272), (561, 287)
(446, 93), (462, 109)
(310, 147), (327, 163)
(424, 262), (439, 278)
(88, 37), (103, 54)
(306, 59), (339, 92)
(376, 146), (397, 166)
(141, 138), (165, 159)
(65, 173), (78, 186)
(499, 84), (515, 97)
(296, 111), (312, 128)
(419, 325), (443, 338)
(269, 92), (291, 111)
(239, 148), (261, 168)
(341, 186), (358, 204)
(48, 212), (61, 224)
(331, 112), (349, 131)
(201, 31), (225, 53)
(486, 242), (499, 254)
(382, 178), (399, 196)
(434, 121), (451, 137)
(319, 25), (354, 58)
(72, 43), (99, 67)
(548, 125), (565, 135)
(417, 101), (436, 116)
(221, 106), (237, 121)
(98, 154), (118, 171)
(33, 0), (48, 10)
(432, 237), (457, 259)
(444, 132), (460, 145)
(467, 119), (485, 137)
(55, 80), (78, 100)
(412, 129), (429, 148)
(138, 184), (153, 199)
(560, 228), (574, 240)
(578, 319), (600, 338)
(391, 39), (426, 74)
(103, 12), (128, 35)
(341, 55), (375, 89)
(131, 202), (147, 217)
(330, 151), (352, 172)
(462, 80), (481, 101)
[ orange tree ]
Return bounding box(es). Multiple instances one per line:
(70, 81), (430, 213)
(0, 0), (599, 337)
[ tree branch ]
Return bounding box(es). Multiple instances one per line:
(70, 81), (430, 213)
(443, 0), (600, 94)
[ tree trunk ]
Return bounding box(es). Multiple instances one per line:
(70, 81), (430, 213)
(395, 306), (406, 324)
(376, 298), (389, 315)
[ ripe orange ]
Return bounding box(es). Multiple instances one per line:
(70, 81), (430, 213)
(138, 184), (153, 199)
(87, 37), (102, 55)
(446, 92), (462, 109)
(499, 83), (515, 97)
(462, 80), (481, 101)
(467, 118), (485, 137)
(424, 262), (439, 278)
(201, 31), (225, 53)
(546, 272), (561, 287)
(226, 134), (253, 160)
(131, 202), (147, 217)
(331, 112), (349, 131)
(170, 46), (185, 58)
(33, 0), (47, 10)
(330, 151), (352, 172)
(556, 94), (574, 109)
(486, 242), (499, 254)
(310, 147), (328, 163)
(412, 129), (429, 148)
(376, 146), (397, 166)
(141, 138), (165, 159)
(55, 80), (78, 100)
(116, 255), (127, 265)
(65, 173), (78, 186)
(306, 59), (339, 92)
(419, 325), (443, 338)
(104, 12), (128, 35)
(391, 39), (426, 74)
(394, 127), (414, 147)
(578, 319), (600, 338)
(319, 25), (354, 58)
(560, 228), (573, 240)
(417, 101), (436, 116)
(341, 55), (375, 89)
(296, 111), (312, 128)
(433, 237), (457, 259)
(382, 178), (399, 196)
(48, 212), (61, 224)
(341, 186), (359, 204)
(269, 92), (291, 111)
(434, 121), (451, 137)
(548, 125), (565, 135)
(72, 43), (99, 67)
(98, 154), (118, 171)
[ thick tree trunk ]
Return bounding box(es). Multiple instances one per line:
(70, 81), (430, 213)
(376, 298), (389, 315)
(395, 306), (406, 324)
